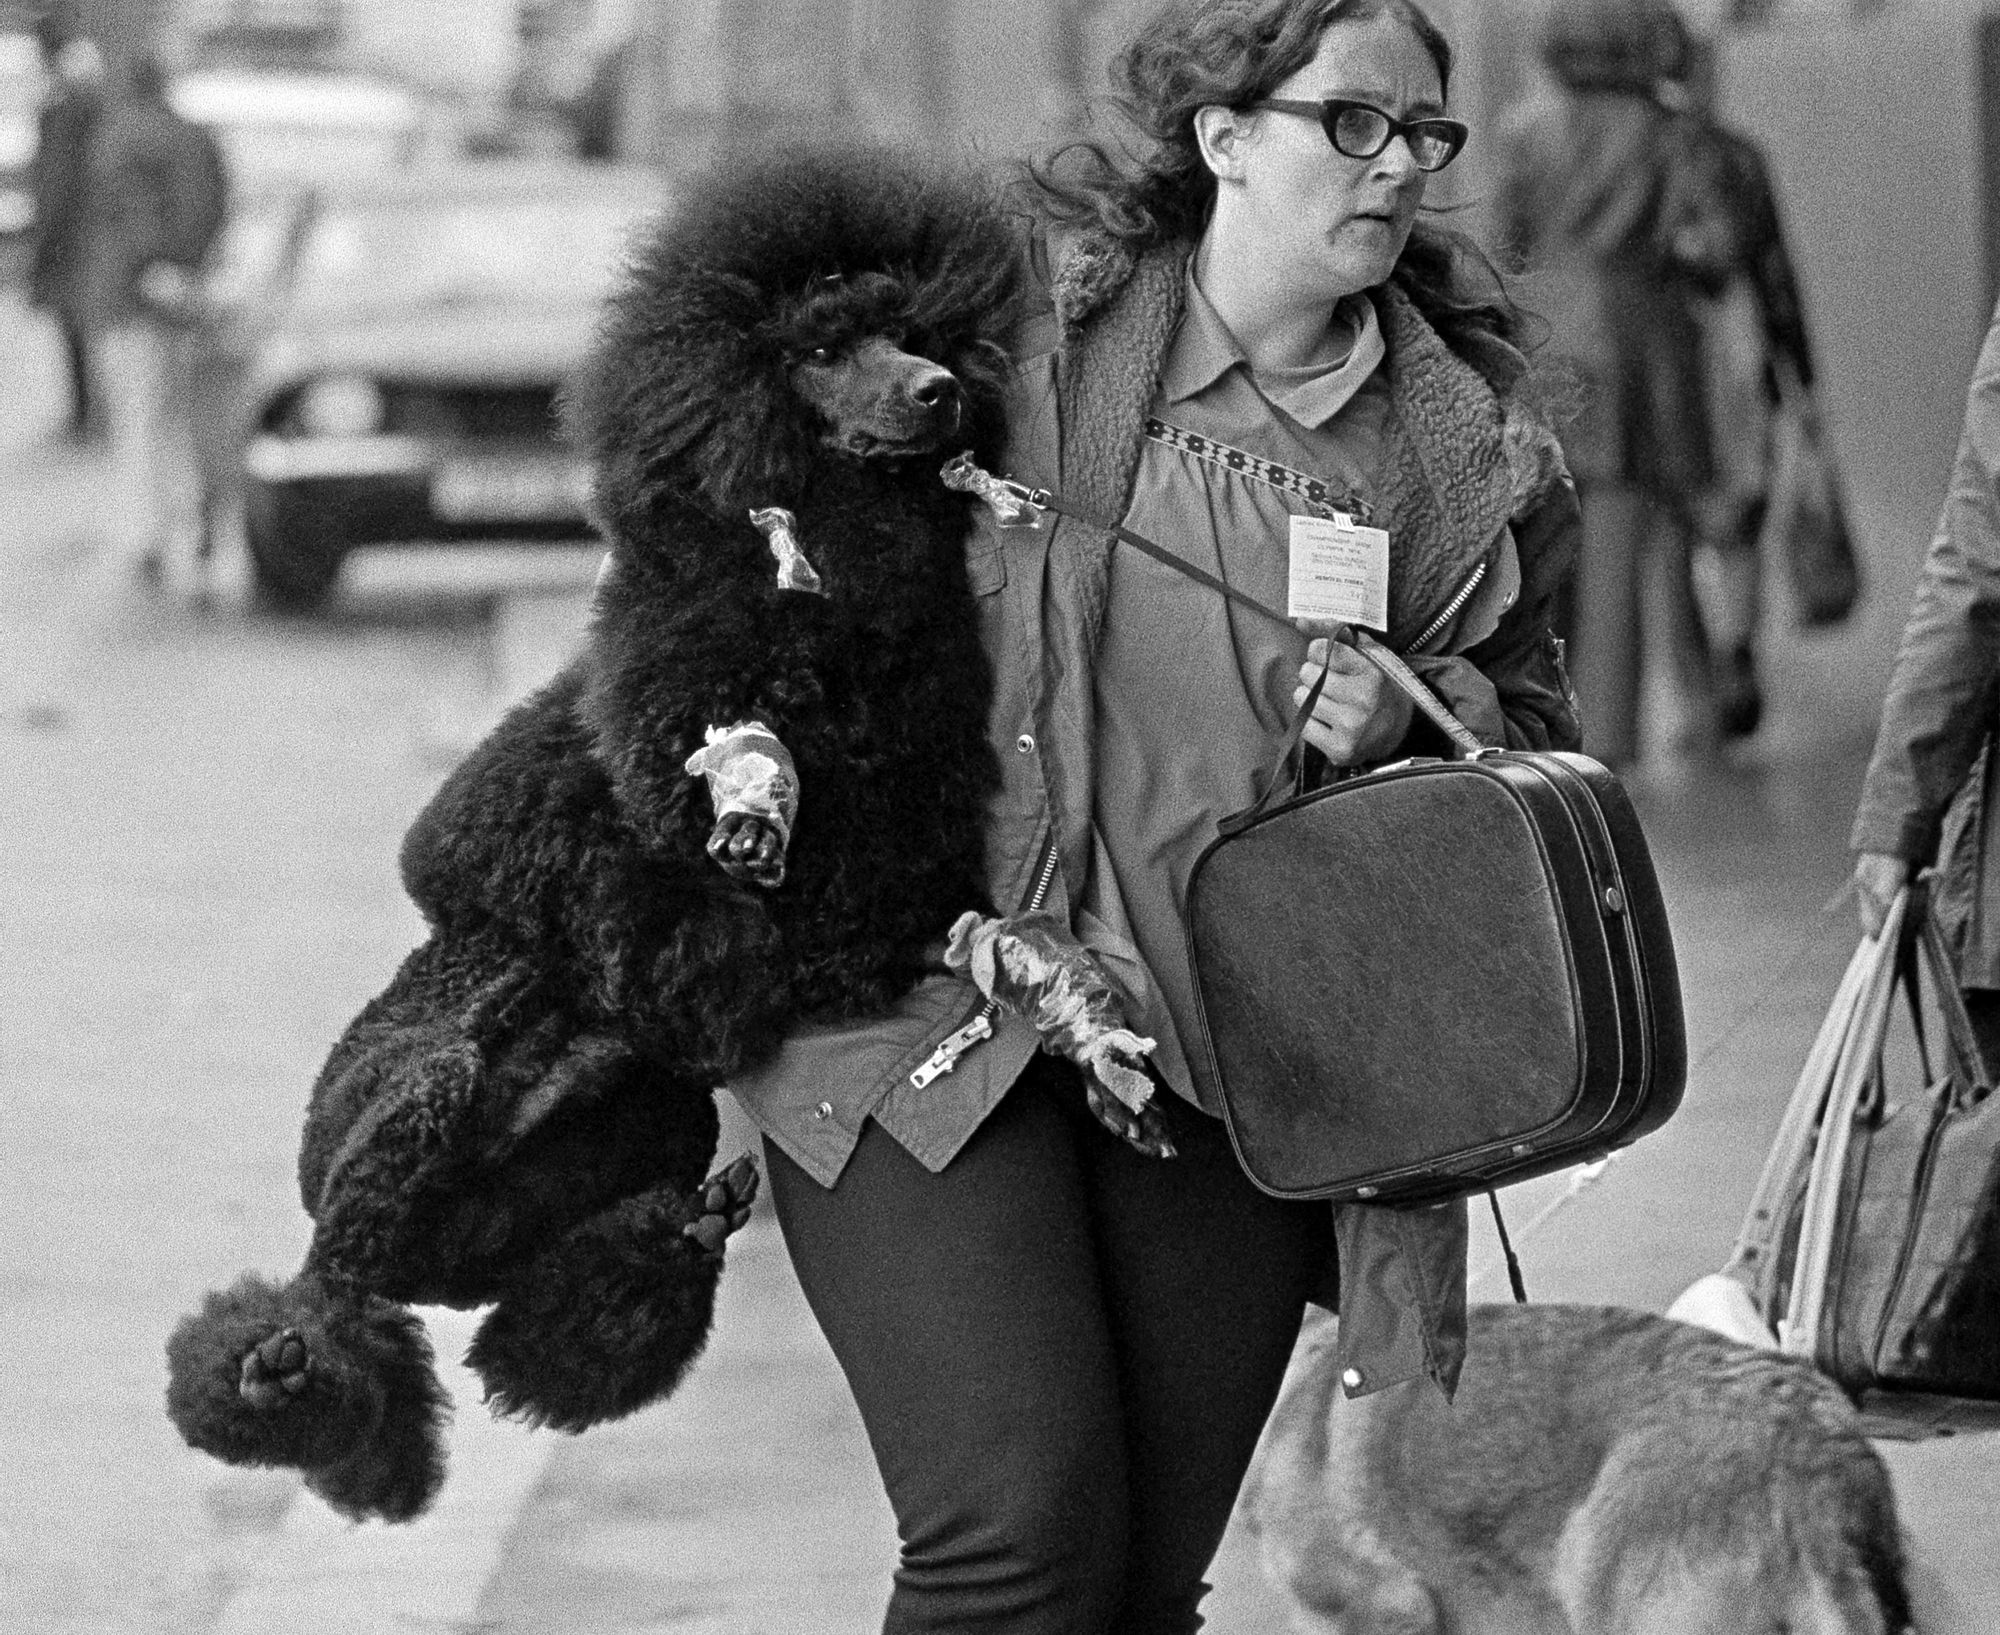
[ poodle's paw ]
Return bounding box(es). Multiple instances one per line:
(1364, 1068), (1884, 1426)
(238, 1328), (312, 1410)
(682, 1152), (760, 1257)
(1085, 1071), (1177, 1161)
(706, 811), (787, 888)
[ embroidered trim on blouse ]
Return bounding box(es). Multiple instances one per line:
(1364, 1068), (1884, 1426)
(1144, 418), (1375, 525)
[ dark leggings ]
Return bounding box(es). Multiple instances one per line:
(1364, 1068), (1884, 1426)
(763, 1053), (1334, 1634)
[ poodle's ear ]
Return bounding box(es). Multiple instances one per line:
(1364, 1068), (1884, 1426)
(566, 310), (818, 528)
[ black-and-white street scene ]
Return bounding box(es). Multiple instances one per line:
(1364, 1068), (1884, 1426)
(6, 1), (2000, 1631)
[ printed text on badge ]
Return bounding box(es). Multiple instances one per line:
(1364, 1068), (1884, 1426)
(1287, 513), (1390, 630)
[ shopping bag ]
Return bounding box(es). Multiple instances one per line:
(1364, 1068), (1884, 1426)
(1713, 899), (1898, 1326)
(1766, 361), (1861, 629)
(1805, 904), (2000, 1422)
(1712, 887), (2000, 1435)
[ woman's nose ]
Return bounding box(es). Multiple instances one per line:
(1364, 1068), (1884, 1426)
(1372, 135), (1426, 182)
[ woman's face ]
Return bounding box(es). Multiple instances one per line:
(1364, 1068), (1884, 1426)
(1220, 10), (1444, 301)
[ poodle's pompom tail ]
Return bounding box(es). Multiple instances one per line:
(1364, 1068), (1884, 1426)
(164, 1272), (453, 1523)
(467, 1184), (723, 1434)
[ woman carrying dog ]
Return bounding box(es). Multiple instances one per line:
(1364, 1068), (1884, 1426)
(731, 2), (1581, 1628)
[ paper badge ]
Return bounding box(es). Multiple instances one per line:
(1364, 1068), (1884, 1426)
(1287, 513), (1390, 630)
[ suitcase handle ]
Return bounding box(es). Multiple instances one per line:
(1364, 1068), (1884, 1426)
(1218, 633), (1489, 840)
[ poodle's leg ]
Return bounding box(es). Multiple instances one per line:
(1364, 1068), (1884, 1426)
(467, 1153), (760, 1433)
(165, 1272), (453, 1523)
(307, 1037), (488, 1299)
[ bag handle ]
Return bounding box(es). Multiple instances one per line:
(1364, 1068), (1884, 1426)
(1046, 488), (1486, 757)
(1721, 929), (1880, 1307)
(1071, 498), (1491, 831)
(1782, 886), (1911, 1354)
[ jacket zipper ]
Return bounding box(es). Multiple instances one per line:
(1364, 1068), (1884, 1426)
(909, 836), (1061, 1089)
(1406, 560), (1488, 656)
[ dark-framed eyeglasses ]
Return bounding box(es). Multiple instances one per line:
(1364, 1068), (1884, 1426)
(1244, 98), (1469, 172)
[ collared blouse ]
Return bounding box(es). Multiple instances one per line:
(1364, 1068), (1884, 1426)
(1082, 272), (1507, 1112)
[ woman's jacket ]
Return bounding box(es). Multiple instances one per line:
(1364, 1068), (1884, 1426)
(1853, 304), (2000, 985)
(731, 232), (1585, 1399)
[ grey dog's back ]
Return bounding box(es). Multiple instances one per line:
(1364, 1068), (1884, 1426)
(1248, 1302), (1910, 1634)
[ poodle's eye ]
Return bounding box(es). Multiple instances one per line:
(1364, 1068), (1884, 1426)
(800, 345), (834, 367)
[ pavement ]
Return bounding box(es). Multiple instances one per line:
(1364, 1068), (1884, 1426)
(1, 284), (1997, 1632)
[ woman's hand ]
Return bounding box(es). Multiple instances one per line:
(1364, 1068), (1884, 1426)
(1292, 622), (1414, 768)
(1853, 851), (1911, 939)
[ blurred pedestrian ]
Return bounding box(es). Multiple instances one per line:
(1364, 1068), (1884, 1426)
(76, 52), (228, 583)
(27, 33), (107, 443)
(1663, 14), (1846, 741)
(1851, 302), (2000, 1078)
(1495, 0), (1733, 766)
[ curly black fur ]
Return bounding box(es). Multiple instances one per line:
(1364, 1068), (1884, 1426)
(569, 143), (1018, 528)
(165, 145), (1028, 1523)
(468, 1179), (725, 1432)
(164, 1272), (451, 1523)
(407, 145), (1024, 1070)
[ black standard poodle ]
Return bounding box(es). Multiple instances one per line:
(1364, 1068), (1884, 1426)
(164, 145), (1035, 1523)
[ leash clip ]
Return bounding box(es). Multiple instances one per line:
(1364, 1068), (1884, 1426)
(941, 453), (1048, 528)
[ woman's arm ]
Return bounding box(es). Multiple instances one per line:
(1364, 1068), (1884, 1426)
(1292, 481), (1583, 762)
(1850, 312), (2000, 869)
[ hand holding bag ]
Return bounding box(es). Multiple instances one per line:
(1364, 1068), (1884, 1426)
(942, 453), (1688, 1209)
(1184, 634), (1687, 1205)
(1779, 886), (2000, 1430)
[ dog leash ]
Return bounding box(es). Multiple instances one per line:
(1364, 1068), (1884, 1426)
(940, 453), (1489, 760)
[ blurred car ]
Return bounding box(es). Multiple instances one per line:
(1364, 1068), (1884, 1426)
(0, 28), (39, 241)
(190, 160), (666, 609)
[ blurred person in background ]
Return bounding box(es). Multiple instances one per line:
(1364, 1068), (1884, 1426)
(1495, 0), (1733, 767)
(1851, 304), (2000, 1079)
(76, 51), (227, 584)
(1661, 11), (1837, 741)
(27, 31), (106, 443)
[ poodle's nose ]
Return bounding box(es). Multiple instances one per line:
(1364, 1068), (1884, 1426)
(909, 366), (958, 408)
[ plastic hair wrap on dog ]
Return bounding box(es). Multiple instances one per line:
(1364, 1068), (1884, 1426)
(748, 506), (823, 594)
(943, 910), (1157, 1114)
(684, 721), (798, 848)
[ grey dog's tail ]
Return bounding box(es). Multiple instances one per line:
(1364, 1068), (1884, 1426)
(164, 1270), (452, 1523)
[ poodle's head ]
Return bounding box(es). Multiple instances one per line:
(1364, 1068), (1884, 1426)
(568, 145), (1023, 530)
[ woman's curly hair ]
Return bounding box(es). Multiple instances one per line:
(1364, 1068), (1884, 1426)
(1023, 0), (1532, 394)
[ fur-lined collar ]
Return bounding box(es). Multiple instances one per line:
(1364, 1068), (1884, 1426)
(1044, 232), (1561, 654)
